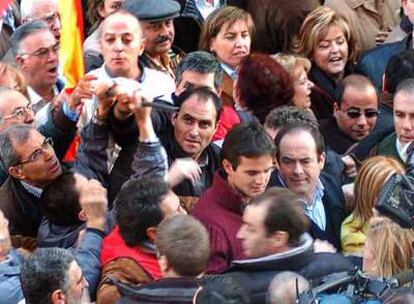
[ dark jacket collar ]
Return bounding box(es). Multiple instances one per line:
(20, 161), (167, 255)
(229, 233), (314, 272)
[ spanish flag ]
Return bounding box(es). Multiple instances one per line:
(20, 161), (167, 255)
(58, 0), (85, 89)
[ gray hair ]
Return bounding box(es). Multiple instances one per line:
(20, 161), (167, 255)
(395, 78), (414, 97)
(20, 0), (58, 20)
(267, 272), (309, 304)
(175, 51), (223, 92)
(0, 124), (33, 169)
(10, 20), (49, 56)
(20, 247), (74, 304)
(264, 106), (318, 131)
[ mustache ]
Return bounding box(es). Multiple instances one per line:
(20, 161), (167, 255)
(155, 35), (172, 44)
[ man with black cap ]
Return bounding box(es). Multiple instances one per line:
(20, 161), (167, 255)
(122, 0), (183, 80)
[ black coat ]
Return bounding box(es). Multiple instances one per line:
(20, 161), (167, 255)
(269, 172), (348, 250)
(226, 234), (354, 304)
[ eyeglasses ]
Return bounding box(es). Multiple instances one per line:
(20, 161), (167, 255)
(0, 104), (32, 124)
(13, 137), (54, 166)
(344, 108), (380, 119)
(20, 43), (60, 59)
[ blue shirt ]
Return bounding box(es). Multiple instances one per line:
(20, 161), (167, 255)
(300, 179), (326, 231)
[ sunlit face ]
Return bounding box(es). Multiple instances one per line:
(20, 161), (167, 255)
(100, 13), (144, 77)
(9, 129), (61, 187)
(334, 85), (378, 141)
(224, 155), (274, 200)
(17, 29), (59, 89)
(277, 130), (325, 202)
(0, 90), (35, 131)
(0, 211), (11, 262)
(210, 19), (251, 69)
(393, 90), (414, 144)
(172, 95), (218, 159)
(29, 0), (61, 41)
(312, 25), (349, 79)
(141, 19), (175, 57)
(238, 203), (281, 258)
(65, 260), (89, 304)
(292, 65), (314, 109)
(175, 71), (217, 96)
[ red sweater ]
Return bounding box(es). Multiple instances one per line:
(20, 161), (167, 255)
(191, 171), (245, 274)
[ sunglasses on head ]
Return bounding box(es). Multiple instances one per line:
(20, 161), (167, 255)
(345, 108), (379, 119)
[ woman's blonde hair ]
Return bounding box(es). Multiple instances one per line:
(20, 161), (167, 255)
(198, 6), (255, 52)
(272, 53), (311, 77)
(0, 61), (28, 98)
(368, 217), (414, 278)
(296, 6), (357, 63)
(353, 156), (404, 224)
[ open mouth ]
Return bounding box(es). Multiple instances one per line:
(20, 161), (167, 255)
(47, 66), (58, 76)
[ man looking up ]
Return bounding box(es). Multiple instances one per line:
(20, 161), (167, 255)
(192, 121), (275, 274)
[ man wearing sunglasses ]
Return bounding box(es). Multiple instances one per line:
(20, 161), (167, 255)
(320, 75), (379, 155)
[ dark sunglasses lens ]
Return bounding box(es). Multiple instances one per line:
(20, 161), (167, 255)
(347, 111), (360, 119)
(365, 111), (379, 118)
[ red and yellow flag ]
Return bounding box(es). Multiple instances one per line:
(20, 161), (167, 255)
(58, 0), (84, 89)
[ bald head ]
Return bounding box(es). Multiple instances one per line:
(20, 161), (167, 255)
(100, 10), (142, 39)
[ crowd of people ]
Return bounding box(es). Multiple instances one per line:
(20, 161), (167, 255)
(0, 0), (414, 303)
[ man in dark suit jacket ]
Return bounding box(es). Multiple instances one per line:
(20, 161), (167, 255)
(268, 122), (348, 250)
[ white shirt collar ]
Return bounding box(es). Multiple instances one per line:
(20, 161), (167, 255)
(396, 138), (411, 163)
(27, 86), (59, 106)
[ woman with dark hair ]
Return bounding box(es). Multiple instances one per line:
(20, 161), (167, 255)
(199, 6), (255, 140)
(297, 6), (357, 120)
(83, 0), (124, 72)
(234, 53), (294, 124)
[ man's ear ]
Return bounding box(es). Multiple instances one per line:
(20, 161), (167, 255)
(78, 210), (87, 222)
(271, 231), (289, 250)
(171, 112), (178, 127)
(15, 55), (25, 69)
(138, 38), (147, 56)
(158, 254), (171, 274)
(318, 151), (326, 169)
(146, 226), (157, 242)
(333, 102), (340, 118)
(8, 166), (25, 180)
(51, 289), (66, 304)
(222, 159), (233, 175)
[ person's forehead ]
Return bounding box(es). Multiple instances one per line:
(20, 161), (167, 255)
(22, 29), (56, 50)
(102, 14), (139, 34)
(31, 0), (58, 18)
(0, 91), (29, 112)
(280, 130), (317, 153)
(68, 260), (83, 283)
(244, 203), (267, 224)
(394, 90), (414, 109)
(342, 85), (377, 106)
(237, 155), (274, 169)
(179, 96), (217, 119)
(12, 129), (44, 155)
(220, 19), (249, 34)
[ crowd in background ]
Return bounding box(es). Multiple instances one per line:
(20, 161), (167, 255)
(0, 0), (414, 303)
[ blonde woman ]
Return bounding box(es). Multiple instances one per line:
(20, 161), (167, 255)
(297, 6), (357, 119)
(363, 217), (414, 278)
(273, 53), (314, 110)
(341, 156), (404, 256)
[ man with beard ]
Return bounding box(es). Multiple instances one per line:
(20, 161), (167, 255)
(192, 122), (275, 274)
(122, 0), (183, 80)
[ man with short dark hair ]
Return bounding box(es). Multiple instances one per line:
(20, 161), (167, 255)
(227, 187), (353, 304)
(20, 248), (89, 304)
(98, 177), (185, 304)
(192, 121), (275, 274)
(377, 78), (414, 165)
(270, 122), (347, 249)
